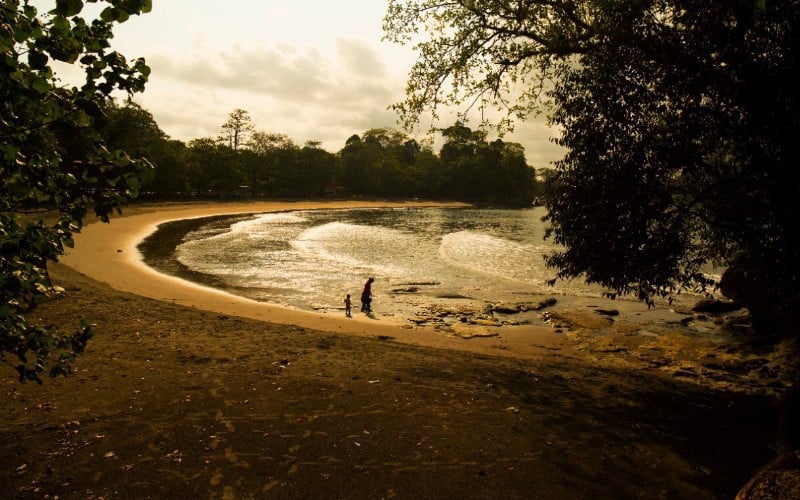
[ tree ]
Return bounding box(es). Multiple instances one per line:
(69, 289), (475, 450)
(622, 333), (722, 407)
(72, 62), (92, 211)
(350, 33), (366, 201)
(548, 2), (800, 333)
(101, 101), (192, 198)
(249, 131), (294, 156)
(1, 0), (153, 382)
(384, 1), (800, 341)
(439, 122), (485, 163)
(437, 122), (535, 205)
(481, 139), (535, 207)
(338, 128), (414, 196)
(101, 101), (166, 157)
(187, 138), (242, 197)
(248, 131), (296, 196)
(411, 142), (445, 198)
(384, 0), (588, 132)
(221, 108), (254, 150)
(295, 143), (340, 198)
(144, 139), (189, 198)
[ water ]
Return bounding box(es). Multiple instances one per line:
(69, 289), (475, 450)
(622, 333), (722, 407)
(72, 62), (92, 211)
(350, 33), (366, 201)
(142, 207), (621, 322)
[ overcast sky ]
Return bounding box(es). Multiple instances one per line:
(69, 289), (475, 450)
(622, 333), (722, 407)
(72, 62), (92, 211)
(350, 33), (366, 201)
(71, 1), (564, 167)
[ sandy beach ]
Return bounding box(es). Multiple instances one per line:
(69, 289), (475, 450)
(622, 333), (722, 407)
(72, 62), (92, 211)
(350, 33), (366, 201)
(57, 200), (577, 361)
(1, 201), (791, 498)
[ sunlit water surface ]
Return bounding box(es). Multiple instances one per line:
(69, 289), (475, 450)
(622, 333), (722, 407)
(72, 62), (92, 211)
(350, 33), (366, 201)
(142, 207), (702, 319)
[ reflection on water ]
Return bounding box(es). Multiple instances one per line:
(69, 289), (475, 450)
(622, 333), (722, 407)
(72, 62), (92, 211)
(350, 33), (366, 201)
(142, 207), (622, 316)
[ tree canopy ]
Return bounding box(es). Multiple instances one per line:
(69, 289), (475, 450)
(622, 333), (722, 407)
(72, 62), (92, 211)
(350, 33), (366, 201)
(101, 100), (540, 205)
(221, 108), (254, 150)
(1, 0), (153, 382)
(384, 0), (800, 339)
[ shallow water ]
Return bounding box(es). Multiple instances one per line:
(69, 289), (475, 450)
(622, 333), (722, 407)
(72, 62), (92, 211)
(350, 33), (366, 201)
(140, 207), (622, 318)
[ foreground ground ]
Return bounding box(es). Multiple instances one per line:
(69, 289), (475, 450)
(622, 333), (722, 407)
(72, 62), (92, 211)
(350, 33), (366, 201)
(0, 264), (782, 499)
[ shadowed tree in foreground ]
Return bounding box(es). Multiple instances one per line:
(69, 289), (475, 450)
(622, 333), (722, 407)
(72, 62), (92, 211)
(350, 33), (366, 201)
(0, 0), (153, 382)
(385, 0), (800, 464)
(384, 0), (800, 345)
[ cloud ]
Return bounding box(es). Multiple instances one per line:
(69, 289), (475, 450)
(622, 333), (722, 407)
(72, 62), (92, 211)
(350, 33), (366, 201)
(337, 38), (388, 79)
(136, 37), (406, 150)
(506, 121), (564, 168)
(146, 43), (329, 101)
(131, 35), (562, 160)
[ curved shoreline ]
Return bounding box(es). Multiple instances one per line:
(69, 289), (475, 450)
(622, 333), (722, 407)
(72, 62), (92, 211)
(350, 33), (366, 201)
(60, 200), (578, 361)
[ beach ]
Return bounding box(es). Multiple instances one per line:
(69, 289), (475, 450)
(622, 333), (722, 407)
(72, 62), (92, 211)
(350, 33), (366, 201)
(0, 201), (790, 498)
(56, 200), (574, 361)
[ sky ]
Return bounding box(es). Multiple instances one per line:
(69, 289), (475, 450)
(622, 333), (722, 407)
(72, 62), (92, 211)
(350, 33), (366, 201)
(56, 1), (565, 167)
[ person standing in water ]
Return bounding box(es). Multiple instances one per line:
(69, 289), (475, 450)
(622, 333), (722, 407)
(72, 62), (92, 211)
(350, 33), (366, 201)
(344, 293), (352, 317)
(361, 277), (374, 313)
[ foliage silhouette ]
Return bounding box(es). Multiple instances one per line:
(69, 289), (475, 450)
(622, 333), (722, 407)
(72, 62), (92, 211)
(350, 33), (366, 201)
(1, 0), (153, 382)
(383, 0), (800, 343)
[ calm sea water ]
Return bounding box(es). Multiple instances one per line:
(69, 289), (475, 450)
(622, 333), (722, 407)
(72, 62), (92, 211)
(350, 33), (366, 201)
(143, 207), (622, 320)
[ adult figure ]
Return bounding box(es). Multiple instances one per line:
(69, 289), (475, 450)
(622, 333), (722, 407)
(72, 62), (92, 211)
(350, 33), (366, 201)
(361, 277), (375, 313)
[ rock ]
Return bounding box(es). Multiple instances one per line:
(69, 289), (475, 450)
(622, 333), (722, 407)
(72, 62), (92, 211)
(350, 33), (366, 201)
(471, 318), (502, 327)
(543, 310), (612, 330)
(449, 323), (500, 339)
(595, 309), (620, 317)
(720, 266), (776, 325)
(736, 451), (800, 499)
(493, 299), (558, 314)
(529, 298), (558, 311)
(672, 369), (699, 378)
(692, 298), (742, 314)
(437, 293), (471, 299)
(492, 303), (522, 314)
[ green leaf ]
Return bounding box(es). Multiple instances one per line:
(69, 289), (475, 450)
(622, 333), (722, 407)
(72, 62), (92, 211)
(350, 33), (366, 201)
(2, 0), (152, 385)
(122, 0), (153, 14)
(23, 5), (38, 18)
(0, 34), (12, 53)
(100, 7), (129, 23)
(51, 15), (70, 31)
(99, 7), (115, 21)
(56, 0), (84, 17)
(28, 50), (49, 70)
(30, 76), (50, 94)
(125, 175), (140, 191)
(51, 38), (83, 63)
(74, 109), (91, 127)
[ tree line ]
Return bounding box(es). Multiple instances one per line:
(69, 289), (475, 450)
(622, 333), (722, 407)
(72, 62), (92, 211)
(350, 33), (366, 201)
(103, 105), (541, 207)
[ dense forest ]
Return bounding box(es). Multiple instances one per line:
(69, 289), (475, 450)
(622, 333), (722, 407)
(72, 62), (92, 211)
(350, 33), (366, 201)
(103, 104), (542, 207)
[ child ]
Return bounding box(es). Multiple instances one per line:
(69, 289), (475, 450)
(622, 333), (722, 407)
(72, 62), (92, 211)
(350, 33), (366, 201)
(344, 293), (352, 317)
